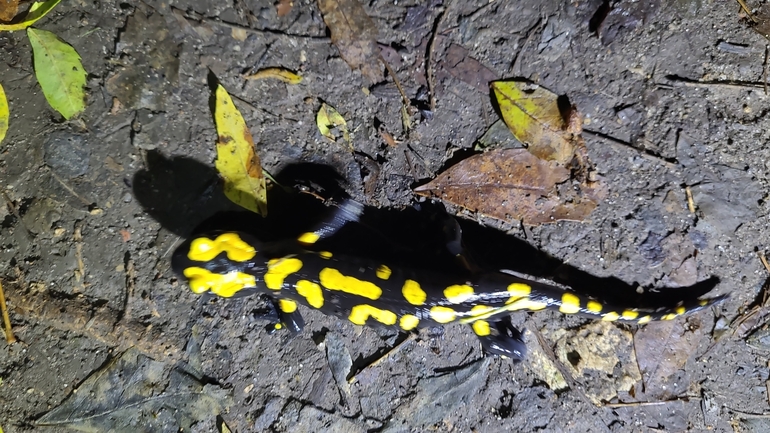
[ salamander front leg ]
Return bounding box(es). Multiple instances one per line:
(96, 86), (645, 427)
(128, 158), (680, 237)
(254, 297), (306, 334)
(473, 318), (527, 360)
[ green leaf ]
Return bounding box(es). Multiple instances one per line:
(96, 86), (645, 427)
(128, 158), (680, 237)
(27, 27), (87, 120)
(0, 83), (8, 144)
(0, 0), (62, 31)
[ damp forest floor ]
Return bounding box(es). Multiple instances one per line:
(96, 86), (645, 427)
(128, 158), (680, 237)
(1, 0), (770, 432)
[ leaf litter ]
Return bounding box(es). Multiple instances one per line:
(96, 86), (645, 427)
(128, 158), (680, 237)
(213, 82), (268, 216)
(37, 348), (231, 432)
(416, 80), (605, 225)
(317, 0), (382, 85)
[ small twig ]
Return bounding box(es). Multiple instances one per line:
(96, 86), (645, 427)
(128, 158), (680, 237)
(762, 45), (770, 95)
(47, 168), (93, 206)
(604, 398), (694, 408)
(759, 251), (770, 274)
(583, 129), (678, 169)
(73, 221), (86, 292)
(729, 408), (770, 418)
(685, 186), (696, 214)
(426, 4), (450, 112)
(380, 55), (410, 132)
(736, 0), (758, 23)
(662, 75), (767, 91)
(0, 281), (16, 344)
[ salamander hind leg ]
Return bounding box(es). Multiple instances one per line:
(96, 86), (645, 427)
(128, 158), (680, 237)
(471, 317), (527, 360)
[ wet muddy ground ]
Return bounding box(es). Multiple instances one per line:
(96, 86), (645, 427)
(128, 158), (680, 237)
(1, 0), (770, 431)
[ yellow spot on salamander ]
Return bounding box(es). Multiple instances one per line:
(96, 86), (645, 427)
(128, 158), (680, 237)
(637, 315), (652, 324)
(265, 257), (303, 290)
(699, 299), (709, 307)
(188, 233), (256, 262)
(349, 304), (397, 326)
(296, 280), (324, 308)
(279, 299), (297, 313)
(319, 251), (333, 259)
(661, 313), (678, 320)
(402, 280), (426, 306)
(399, 314), (420, 330)
(472, 320), (491, 337)
(586, 300), (603, 313)
(319, 268), (382, 300)
(621, 310), (639, 320)
(676, 306), (686, 315)
(602, 312), (620, 321)
(274, 323), (283, 330)
(559, 293), (582, 314)
(297, 232), (320, 244)
(183, 267), (256, 297)
(507, 283), (531, 297)
(444, 284), (474, 304)
(376, 265), (392, 280)
(430, 306), (457, 323)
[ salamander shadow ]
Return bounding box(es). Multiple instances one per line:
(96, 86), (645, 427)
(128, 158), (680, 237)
(132, 153), (719, 308)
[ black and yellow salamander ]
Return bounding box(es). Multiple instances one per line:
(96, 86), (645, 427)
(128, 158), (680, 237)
(172, 199), (726, 360)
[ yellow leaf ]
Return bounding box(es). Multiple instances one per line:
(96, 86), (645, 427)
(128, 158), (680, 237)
(243, 67), (302, 84)
(0, 84), (8, 144)
(316, 102), (351, 149)
(27, 27), (87, 119)
(0, 0), (62, 31)
(213, 83), (267, 216)
(491, 80), (579, 165)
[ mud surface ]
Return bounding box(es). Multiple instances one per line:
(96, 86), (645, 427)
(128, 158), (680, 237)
(1, 0), (769, 432)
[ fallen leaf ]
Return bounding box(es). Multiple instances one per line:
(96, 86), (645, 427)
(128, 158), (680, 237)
(414, 148), (600, 225)
(0, 0), (60, 31)
(243, 67), (302, 84)
(27, 27), (87, 120)
(275, 0), (293, 17)
(634, 319), (707, 399)
(492, 80), (581, 165)
(443, 44), (498, 93)
(36, 348), (232, 431)
(0, 0), (20, 22)
(213, 83), (267, 215)
(0, 83), (7, 144)
(317, 0), (382, 85)
(316, 102), (352, 149)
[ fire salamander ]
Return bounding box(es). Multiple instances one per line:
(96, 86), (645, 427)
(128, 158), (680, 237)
(172, 199), (726, 360)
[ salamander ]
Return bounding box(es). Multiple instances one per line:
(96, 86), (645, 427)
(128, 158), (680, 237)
(171, 199), (726, 360)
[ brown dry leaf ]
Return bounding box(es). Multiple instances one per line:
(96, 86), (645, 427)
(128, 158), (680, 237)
(634, 319), (707, 400)
(317, 0), (382, 85)
(0, 0), (20, 22)
(492, 80), (583, 166)
(443, 44), (499, 93)
(414, 148), (601, 225)
(243, 67), (302, 84)
(275, 0), (293, 17)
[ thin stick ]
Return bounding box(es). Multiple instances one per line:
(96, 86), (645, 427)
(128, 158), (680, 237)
(0, 281), (16, 344)
(348, 333), (416, 383)
(663, 76), (767, 91)
(426, 5), (448, 112)
(764, 45), (769, 95)
(759, 251), (770, 274)
(729, 408), (770, 418)
(685, 186), (696, 214)
(380, 55), (409, 110)
(736, 0), (758, 23)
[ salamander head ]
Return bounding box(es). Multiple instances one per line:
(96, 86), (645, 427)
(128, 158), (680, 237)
(172, 231), (268, 298)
